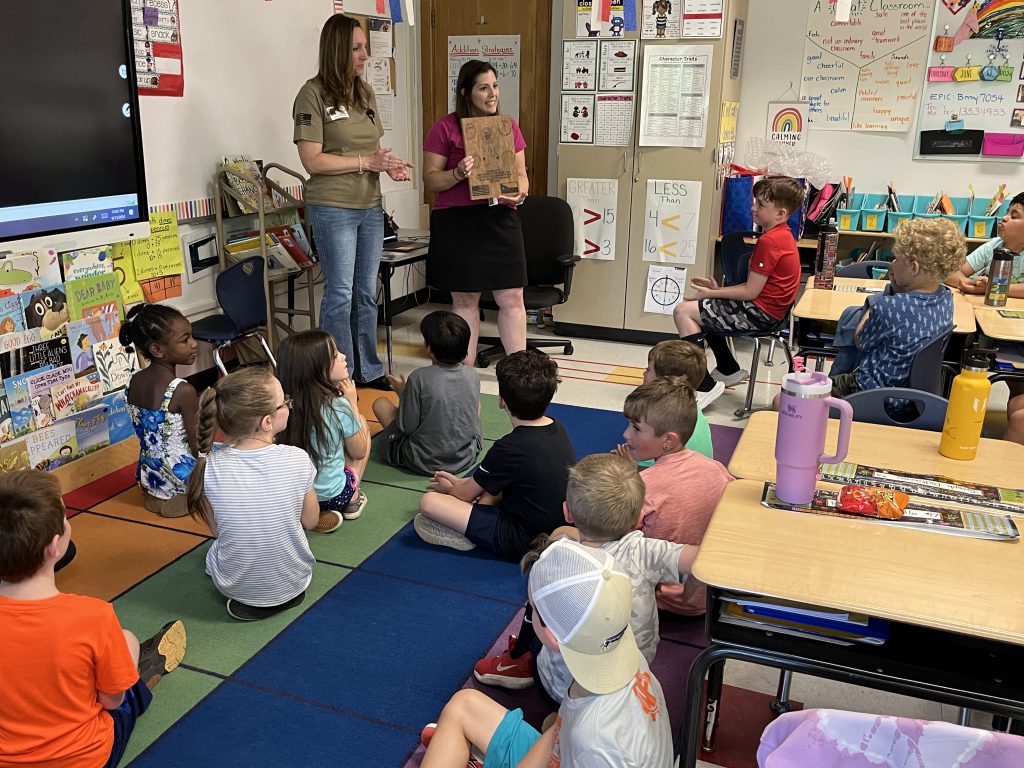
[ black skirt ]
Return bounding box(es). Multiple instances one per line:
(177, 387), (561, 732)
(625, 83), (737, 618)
(427, 204), (527, 292)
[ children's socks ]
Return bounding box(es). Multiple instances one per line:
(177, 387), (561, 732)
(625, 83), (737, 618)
(680, 333), (719, 392)
(704, 334), (741, 376)
(510, 607), (536, 658)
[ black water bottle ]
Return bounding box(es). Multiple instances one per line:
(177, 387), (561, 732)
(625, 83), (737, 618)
(984, 247), (1013, 307)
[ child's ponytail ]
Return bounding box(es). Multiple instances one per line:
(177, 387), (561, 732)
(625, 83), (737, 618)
(186, 385), (219, 525)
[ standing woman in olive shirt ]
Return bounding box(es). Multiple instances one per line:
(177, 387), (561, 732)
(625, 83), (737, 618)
(293, 14), (412, 389)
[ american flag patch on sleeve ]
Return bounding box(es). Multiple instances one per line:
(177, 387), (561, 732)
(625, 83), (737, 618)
(295, 113), (312, 127)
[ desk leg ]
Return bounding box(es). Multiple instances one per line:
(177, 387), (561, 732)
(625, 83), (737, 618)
(380, 265), (395, 374)
(770, 670), (794, 714)
(677, 645), (726, 768)
(701, 660), (725, 752)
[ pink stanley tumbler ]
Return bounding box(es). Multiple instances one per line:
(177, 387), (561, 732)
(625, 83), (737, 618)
(774, 371), (853, 505)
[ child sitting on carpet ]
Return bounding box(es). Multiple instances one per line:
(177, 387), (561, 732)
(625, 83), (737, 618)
(622, 377), (732, 616)
(186, 367), (320, 622)
(121, 303), (199, 518)
(371, 310), (483, 476)
(420, 537), (674, 767)
(415, 349), (576, 561)
(277, 330), (372, 532)
(475, 453), (699, 702)
(0, 470), (187, 768)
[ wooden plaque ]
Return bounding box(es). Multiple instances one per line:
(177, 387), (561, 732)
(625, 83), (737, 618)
(460, 115), (519, 201)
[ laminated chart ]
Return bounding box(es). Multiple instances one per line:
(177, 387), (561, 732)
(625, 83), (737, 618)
(800, 1), (932, 131)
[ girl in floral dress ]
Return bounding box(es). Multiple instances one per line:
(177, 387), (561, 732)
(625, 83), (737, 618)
(121, 304), (199, 518)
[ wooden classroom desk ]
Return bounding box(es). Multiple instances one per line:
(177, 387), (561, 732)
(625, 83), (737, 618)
(728, 412), (1024, 505)
(676, 478), (1024, 766)
(793, 277), (976, 334)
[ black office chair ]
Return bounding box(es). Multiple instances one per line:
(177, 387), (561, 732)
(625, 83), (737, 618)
(715, 231), (795, 418)
(836, 259), (891, 279)
(476, 196), (581, 368)
(191, 256), (276, 375)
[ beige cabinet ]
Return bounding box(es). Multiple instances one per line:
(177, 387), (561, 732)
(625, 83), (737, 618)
(553, 0), (747, 339)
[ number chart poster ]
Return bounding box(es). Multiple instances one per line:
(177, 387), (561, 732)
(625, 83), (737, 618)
(800, 0), (932, 131)
(566, 178), (618, 261)
(642, 180), (701, 265)
(131, 0), (184, 97)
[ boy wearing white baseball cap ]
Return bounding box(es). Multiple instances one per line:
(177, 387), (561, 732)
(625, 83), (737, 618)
(420, 537), (674, 768)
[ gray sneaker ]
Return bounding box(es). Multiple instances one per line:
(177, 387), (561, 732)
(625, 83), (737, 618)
(711, 368), (749, 387)
(695, 380), (725, 410)
(414, 513), (476, 551)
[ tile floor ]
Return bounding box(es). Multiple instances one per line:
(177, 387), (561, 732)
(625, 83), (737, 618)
(384, 300), (1005, 747)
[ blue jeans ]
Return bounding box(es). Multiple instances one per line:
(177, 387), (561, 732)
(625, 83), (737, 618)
(307, 204), (385, 382)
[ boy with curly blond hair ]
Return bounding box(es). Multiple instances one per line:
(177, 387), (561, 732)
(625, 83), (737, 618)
(828, 216), (965, 398)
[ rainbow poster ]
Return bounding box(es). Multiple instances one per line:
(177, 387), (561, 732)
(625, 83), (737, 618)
(766, 101), (808, 150)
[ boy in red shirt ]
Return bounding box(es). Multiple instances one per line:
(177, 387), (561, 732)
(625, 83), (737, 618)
(673, 176), (804, 409)
(0, 470), (186, 768)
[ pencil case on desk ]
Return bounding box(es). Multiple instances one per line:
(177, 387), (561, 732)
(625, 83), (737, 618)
(981, 133), (1024, 158)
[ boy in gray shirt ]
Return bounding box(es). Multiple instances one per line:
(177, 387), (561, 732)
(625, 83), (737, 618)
(372, 311), (482, 476)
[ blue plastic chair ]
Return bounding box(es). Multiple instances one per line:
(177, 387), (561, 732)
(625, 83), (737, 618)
(190, 256), (276, 375)
(844, 387), (948, 431)
(836, 260), (891, 279)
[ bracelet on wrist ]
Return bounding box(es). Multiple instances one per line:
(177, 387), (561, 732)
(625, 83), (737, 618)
(357, 156), (365, 175)
(453, 166), (462, 182)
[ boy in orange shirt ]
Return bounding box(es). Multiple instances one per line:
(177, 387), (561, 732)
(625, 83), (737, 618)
(673, 176), (804, 409)
(0, 470), (186, 768)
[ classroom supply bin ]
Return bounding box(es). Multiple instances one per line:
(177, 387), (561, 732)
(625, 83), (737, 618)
(968, 199), (1010, 240)
(941, 196), (970, 234)
(837, 193), (863, 231)
(884, 195), (916, 233)
(859, 193), (888, 232)
(912, 195), (940, 219)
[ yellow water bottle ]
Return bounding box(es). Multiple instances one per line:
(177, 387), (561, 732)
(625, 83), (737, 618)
(939, 352), (992, 460)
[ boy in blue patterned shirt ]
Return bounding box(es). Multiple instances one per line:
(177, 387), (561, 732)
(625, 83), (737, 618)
(829, 217), (965, 398)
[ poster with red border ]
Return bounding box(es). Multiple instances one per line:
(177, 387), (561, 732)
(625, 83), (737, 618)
(131, 0), (184, 97)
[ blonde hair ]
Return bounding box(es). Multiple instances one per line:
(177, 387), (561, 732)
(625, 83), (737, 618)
(186, 367), (278, 525)
(566, 454), (645, 540)
(623, 376), (697, 442)
(891, 217), (966, 282)
(648, 340), (705, 389)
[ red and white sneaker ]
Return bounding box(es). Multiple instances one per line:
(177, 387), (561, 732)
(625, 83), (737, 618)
(473, 635), (534, 690)
(420, 723), (483, 767)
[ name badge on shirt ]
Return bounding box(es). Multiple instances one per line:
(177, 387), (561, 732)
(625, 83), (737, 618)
(326, 106), (349, 121)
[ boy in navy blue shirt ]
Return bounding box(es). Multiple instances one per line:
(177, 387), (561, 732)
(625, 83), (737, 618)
(829, 217), (964, 398)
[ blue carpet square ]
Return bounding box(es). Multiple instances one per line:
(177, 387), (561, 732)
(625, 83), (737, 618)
(548, 402), (624, 458)
(360, 523), (527, 602)
(131, 679), (415, 767)
(233, 569), (519, 729)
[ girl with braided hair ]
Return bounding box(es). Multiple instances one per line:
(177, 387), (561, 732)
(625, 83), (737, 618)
(121, 303), (199, 518)
(185, 367), (320, 622)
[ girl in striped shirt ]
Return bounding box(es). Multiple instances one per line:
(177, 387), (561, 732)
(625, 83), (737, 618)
(186, 367), (320, 622)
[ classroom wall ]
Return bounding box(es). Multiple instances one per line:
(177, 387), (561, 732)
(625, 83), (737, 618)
(734, 1), (1020, 198)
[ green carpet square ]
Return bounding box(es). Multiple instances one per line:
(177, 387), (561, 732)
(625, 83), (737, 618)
(308, 483), (421, 566)
(113, 546), (350, 676)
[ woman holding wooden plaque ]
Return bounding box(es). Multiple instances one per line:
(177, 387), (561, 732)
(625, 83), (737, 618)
(293, 14), (411, 390)
(423, 60), (529, 365)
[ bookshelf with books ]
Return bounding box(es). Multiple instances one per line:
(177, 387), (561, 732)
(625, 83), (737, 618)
(212, 161), (319, 349)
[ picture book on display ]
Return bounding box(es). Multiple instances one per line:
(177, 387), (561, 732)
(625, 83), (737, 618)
(61, 246), (114, 281)
(27, 420), (77, 471)
(20, 284), (69, 340)
(0, 438), (31, 471)
(0, 239), (138, 475)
